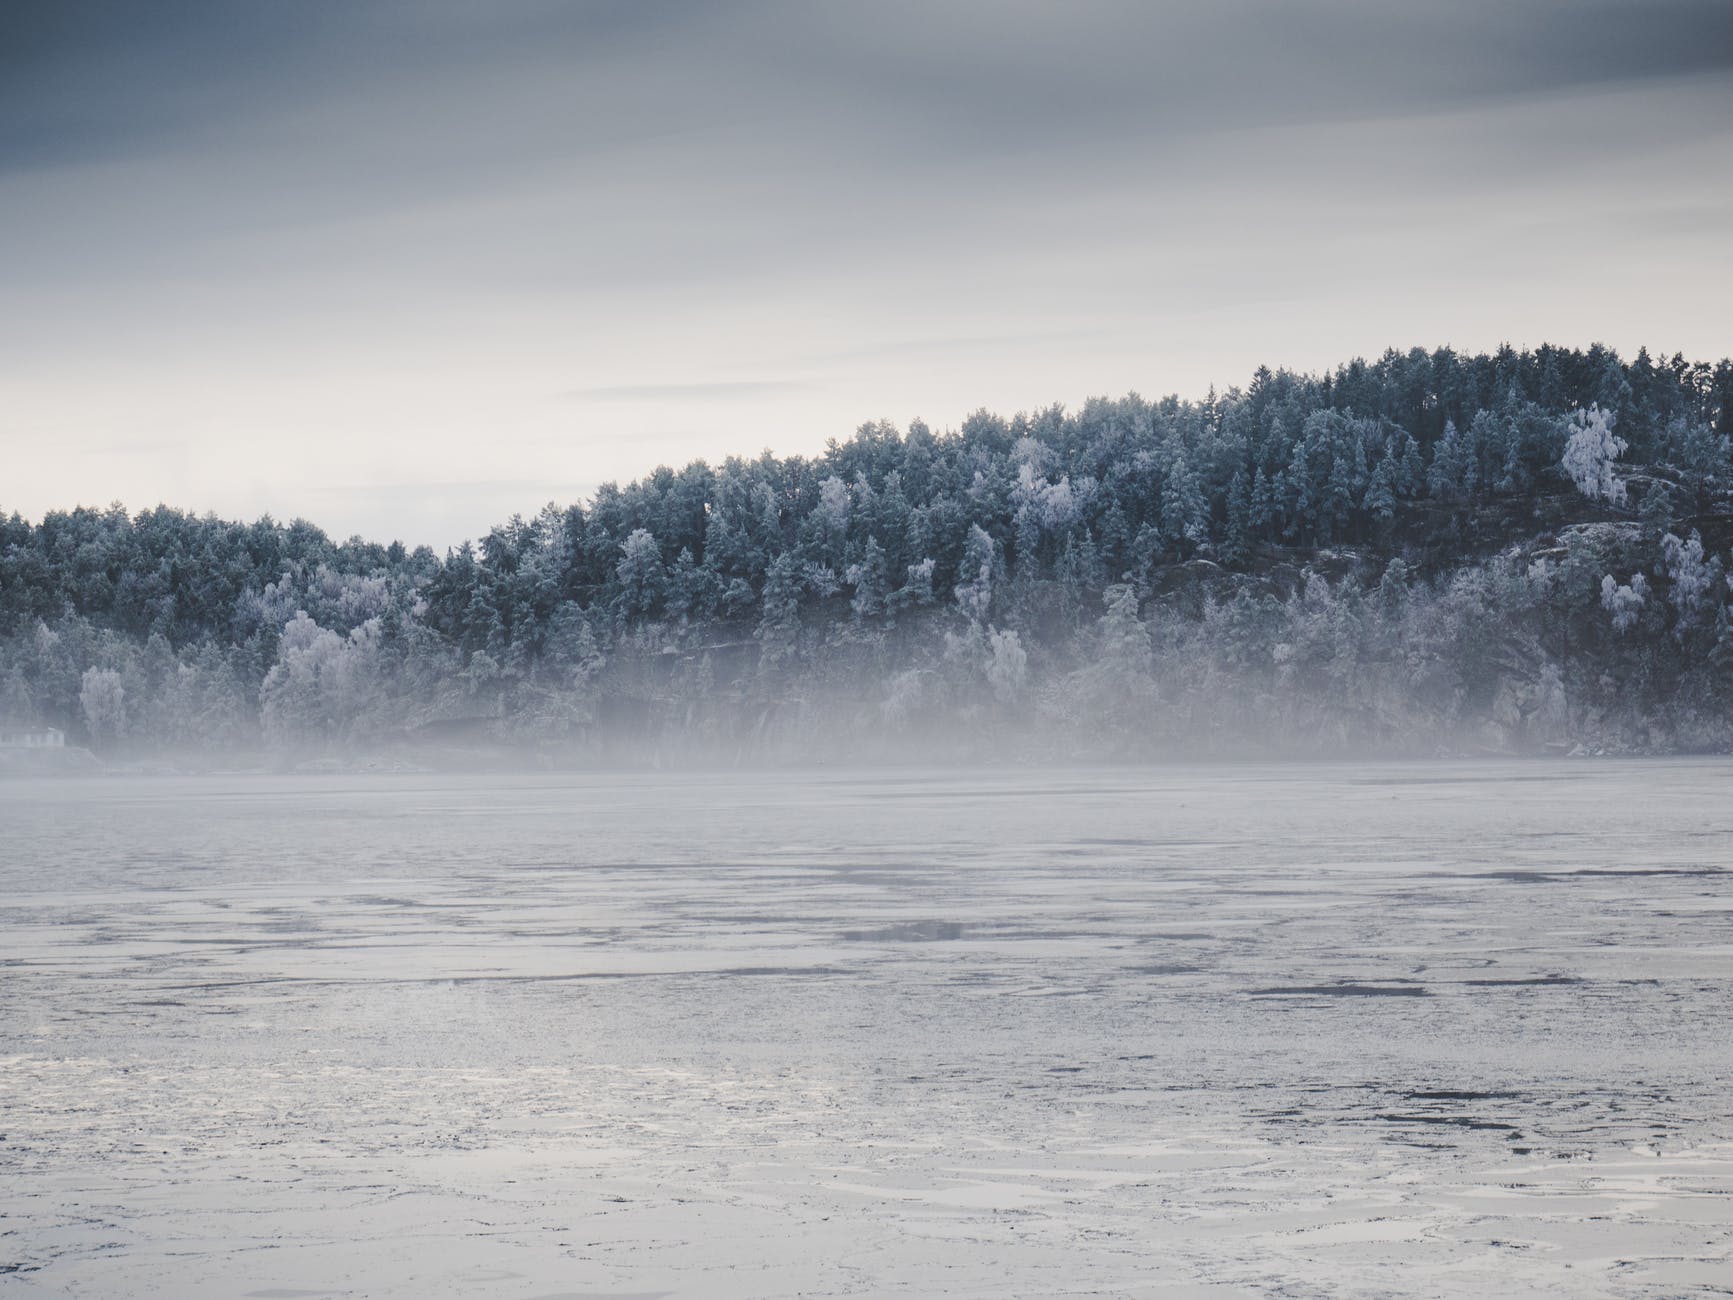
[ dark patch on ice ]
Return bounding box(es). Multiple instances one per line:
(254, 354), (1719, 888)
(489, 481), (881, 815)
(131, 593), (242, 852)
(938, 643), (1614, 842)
(718, 914), (829, 925)
(1375, 1113), (1522, 1132)
(1461, 871), (1565, 885)
(153, 937), (329, 947)
(1350, 773), (1560, 786)
(1249, 983), (1430, 998)
(842, 921), (964, 942)
(872, 788), (1063, 800)
(1460, 867), (1728, 884)
(1127, 963), (1200, 976)
(1462, 975), (1582, 987)
(168, 965), (845, 991)
(1404, 1089), (1521, 1101)
(1583, 867), (1728, 877)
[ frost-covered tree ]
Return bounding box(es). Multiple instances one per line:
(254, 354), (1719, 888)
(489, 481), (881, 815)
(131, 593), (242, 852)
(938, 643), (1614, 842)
(1363, 450), (1399, 521)
(1098, 583), (1151, 667)
(1375, 558), (1413, 617)
(985, 627), (1027, 703)
(616, 528), (665, 616)
(1563, 405), (1627, 504)
(1249, 467), (1279, 538)
(1427, 419), (1477, 502)
(660, 548), (703, 622)
(1160, 453), (1209, 551)
(814, 475), (851, 561)
(954, 525), (997, 626)
(1017, 465), (1081, 536)
(79, 666), (126, 745)
(259, 611), (385, 747)
(1600, 572), (1647, 632)
(755, 553), (803, 672)
(1222, 470), (1254, 566)
(1639, 479), (1677, 541)
(1065, 582), (1157, 739)
(544, 602), (604, 680)
(845, 537), (888, 622)
(890, 557), (936, 614)
(1657, 531), (1717, 631)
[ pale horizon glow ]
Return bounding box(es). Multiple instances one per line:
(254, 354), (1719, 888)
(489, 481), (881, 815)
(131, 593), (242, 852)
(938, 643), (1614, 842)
(3, 1), (1731, 548)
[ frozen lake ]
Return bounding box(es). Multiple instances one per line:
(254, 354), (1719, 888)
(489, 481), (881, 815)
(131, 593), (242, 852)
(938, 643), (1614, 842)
(2, 763), (1730, 1298)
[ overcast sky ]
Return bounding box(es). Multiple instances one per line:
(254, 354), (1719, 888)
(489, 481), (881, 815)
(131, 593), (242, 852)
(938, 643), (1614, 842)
(4, 0), (1731, 547)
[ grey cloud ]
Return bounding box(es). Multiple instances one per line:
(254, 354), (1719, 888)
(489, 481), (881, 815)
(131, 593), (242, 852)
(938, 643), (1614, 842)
(7, 2), (1728, 273)
(0, 1), (712, 169)
(6, 1), (1730, 177)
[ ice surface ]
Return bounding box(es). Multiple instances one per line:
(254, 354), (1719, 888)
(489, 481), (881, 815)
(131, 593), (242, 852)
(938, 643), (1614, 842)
(1, 763), (1730, 1297)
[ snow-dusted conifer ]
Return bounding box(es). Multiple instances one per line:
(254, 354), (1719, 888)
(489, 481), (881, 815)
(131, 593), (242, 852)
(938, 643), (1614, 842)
(616, 528), (665, 615)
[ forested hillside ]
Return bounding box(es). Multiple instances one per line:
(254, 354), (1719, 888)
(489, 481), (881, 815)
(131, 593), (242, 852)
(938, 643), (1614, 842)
(6, 343), (1733, 763)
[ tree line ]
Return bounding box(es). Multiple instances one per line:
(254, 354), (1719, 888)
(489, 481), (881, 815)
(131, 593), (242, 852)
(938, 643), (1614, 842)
(4, 342), (1732, 761)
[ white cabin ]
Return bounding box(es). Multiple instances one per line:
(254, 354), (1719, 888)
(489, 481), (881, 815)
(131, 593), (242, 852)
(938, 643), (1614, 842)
(0, 725), (64, 749)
